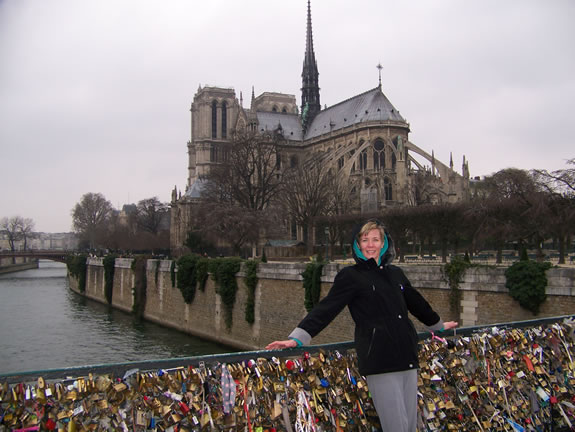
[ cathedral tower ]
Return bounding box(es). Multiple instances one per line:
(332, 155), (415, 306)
(301, 0), (321, 129)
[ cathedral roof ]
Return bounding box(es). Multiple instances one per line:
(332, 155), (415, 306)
(184, 178), (207, 198)
(253, 87), (406, 144)
(304, 87), (406, 140)
(255, 112), (304, 141)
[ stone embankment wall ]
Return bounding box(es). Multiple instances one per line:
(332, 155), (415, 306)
(69, 259), (575, 351)
(0, 257), (38, 274)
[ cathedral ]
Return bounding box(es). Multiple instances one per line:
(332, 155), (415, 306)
(170, 1), (470, 253)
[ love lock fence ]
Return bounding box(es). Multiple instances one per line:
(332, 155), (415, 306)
(2, 314), (575, 431)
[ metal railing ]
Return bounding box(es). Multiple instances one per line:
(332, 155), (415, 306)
(2, 314), (573, 385)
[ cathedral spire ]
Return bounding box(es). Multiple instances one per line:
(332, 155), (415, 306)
(301, 0), (321, 129)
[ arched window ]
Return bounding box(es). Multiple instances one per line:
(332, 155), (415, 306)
(373, 139), (386, 171)
(384, 177), (393, 201)
(221, 101), (227, 139)
(282, 107), (287, 113)
(272, 105), (278, 112)
(359, 149), (368, 170)
(211, 100), (217, 139)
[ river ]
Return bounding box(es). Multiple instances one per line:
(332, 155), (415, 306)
(0, 260), (234, 375)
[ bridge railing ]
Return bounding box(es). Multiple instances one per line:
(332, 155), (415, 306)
(1, 313), (573, 383)
(2, 314), (575, 431)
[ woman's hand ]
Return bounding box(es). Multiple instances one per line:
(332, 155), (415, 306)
(266, 339), (297, 350)
(443, 321), (459, 330)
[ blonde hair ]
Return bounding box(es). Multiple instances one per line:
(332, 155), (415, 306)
(357, 221), (385, 242)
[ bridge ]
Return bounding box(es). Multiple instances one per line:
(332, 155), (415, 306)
(0, 250), (71, 263)
(1, 315), (574, 431)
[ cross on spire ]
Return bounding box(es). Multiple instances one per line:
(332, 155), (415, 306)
(376, 62), (383, 87)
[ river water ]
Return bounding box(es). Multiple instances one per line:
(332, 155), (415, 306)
(0, 260), (234, 375)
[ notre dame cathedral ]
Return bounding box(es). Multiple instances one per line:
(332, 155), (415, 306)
(170, 1), (470, 253)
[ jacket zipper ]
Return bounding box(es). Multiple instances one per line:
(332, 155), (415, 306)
(367, 328), (376, 357)
(366, 284), (377, 357)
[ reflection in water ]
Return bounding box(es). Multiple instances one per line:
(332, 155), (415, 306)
(0, 261), (234, 374)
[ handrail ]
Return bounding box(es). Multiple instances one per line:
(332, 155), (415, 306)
(1, 314), (573, 384)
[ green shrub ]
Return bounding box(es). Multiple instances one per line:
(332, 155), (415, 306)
(505, 260), (551, 314)
(66, 254), (87, 293)
(302, 262), (323, 312)
(102, 255), (117, 304)
(176, 255), (200, 303)
(244, 260), (258, 324)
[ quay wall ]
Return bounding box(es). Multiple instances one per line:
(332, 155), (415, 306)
(69, 259), (575, 350)
(0, 257), (38, 274)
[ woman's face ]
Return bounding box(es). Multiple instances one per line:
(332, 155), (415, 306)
(359, 228), (384, 261)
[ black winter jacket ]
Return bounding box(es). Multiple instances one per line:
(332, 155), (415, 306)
(289, 226), (443, 376)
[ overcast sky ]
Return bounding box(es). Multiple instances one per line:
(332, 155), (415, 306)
(1, 0), (573, 233)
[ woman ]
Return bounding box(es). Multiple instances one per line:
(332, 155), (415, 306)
(266, 220), (458, 431)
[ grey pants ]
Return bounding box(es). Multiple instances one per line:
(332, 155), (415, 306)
(366, 369), (418, 432)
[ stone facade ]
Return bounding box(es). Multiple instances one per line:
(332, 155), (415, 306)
(70, 259), (575, 351)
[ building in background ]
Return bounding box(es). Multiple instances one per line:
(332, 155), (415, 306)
(0, 232), (78, 251)
(170, 1), (470, 252)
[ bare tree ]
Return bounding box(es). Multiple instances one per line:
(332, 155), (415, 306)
(20, 218), (35, 250)
(203, 130), (283, 211)
(281, 156), (334, 255)
(199, 130), (285, 255)
(1, 216), (24, 252)
(324, 174), (357, 253)
(382, 207), (412, 262)
(532, 158), (575, 195)
(479, 168), (546, 260)
(71, 192), (114, 249)
(532, 159), (575, 264)
(137, 197), (169, 235)
(196, 202), (263, 256)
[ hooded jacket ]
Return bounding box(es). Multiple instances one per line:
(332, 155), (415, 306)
(289, 221), (443, 376)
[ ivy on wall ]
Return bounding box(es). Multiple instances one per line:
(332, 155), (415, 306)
(176, 255), (200, 304)
(196, 258), (210, 292)
(66, 254), (87, 293)
(244, 260), (258, 324)
(302, 262), (324, 312)
(505, 260), (552, 315)
(131, 256), (148, 319)
(442, 258), (473, 319)
(102, 255), (117, 304)
(210, 258), (242, 329)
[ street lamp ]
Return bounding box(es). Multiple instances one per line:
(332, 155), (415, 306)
(324, 226), (329, 263)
